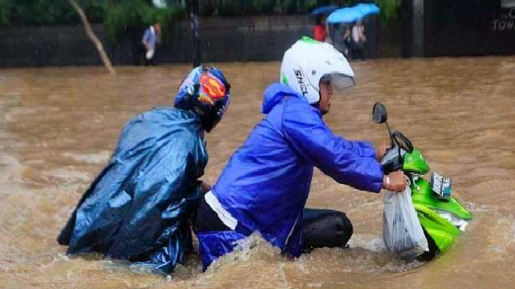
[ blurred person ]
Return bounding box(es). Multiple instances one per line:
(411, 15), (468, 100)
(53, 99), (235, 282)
(313, 14), (332, 43)
(142, 22), (161, 65)
(342, 23), (352, 57)
(195, 37), (406, 271)
(58, 65), (231, 274)
(351, 20), (367, 60)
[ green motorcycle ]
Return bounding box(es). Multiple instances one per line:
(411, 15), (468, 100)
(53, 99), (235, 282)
(372, 102), (472, 260)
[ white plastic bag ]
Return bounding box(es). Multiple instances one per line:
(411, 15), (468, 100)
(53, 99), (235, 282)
(146, 49), (155, 60)
(383, 186), (429, 259)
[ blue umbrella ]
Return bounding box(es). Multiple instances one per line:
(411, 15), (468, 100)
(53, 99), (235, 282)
(327, 7), (364, 24)
(310, 5), (338, 17)
(353, 3), (380, 16)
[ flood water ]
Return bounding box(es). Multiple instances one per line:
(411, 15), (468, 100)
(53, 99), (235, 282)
(1, 58), (515, 289)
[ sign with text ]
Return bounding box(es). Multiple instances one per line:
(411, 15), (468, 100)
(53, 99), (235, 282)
(492, 8), (515, 31)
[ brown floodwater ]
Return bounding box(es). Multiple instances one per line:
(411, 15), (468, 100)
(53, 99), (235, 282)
(1, 58), (515, 289)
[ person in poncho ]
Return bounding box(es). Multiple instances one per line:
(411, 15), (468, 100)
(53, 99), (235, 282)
(58, 65), (231, 273)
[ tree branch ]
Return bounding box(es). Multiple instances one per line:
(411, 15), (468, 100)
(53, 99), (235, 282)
(67, 0), (116, 75)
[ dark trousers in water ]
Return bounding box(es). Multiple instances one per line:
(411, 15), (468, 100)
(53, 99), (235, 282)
(351, 41), (366, 61)
(141, 45), (158, 66)
(144, 55), (157, 66)
(195, 198), (353, 253)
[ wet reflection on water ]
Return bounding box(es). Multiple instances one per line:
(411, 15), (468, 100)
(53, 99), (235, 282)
(1, 57), (515, 288)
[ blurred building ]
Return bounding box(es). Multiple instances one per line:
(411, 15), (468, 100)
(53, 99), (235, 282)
(405, 0), (515, 57)
(0, 0), (515, 67)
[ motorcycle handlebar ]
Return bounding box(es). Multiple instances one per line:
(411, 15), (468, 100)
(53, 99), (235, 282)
(381, 131), (413, 175)
(391, 131), (414, 154)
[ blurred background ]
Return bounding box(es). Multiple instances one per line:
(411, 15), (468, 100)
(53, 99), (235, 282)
(1, 0), (515, 68)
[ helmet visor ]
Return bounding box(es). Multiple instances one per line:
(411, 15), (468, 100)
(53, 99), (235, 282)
(327, 74), (356, 90)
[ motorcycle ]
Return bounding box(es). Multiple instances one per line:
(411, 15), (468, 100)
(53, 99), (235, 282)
(372, 102), (472, 260)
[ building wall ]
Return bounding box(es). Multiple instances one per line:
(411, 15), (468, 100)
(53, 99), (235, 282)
(0, 25), (105, 67)
(424, 0), (515, 57)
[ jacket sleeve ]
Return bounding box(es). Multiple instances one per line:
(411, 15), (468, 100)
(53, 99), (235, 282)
(282, 100), (384, 193)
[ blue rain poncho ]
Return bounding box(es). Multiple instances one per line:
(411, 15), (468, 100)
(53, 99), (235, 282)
(200, 83), (384, 267)
(58, 107), (207, 273)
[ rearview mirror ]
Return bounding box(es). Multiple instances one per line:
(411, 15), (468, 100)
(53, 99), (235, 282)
(372, 102), (387, 124)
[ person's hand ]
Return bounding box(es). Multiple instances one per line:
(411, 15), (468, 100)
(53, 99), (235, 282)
(382, 171), (406, 192)
(376, 143), (390, 161)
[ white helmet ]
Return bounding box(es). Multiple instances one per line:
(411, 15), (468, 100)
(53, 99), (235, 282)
(280, 37), (356, 104)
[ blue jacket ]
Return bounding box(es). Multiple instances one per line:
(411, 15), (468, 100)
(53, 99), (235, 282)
(58, 107), (207, 273)
(212, 83), (384, 256)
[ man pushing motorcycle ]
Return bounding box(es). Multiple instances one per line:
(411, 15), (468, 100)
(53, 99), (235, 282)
(194, 37), (406, 270)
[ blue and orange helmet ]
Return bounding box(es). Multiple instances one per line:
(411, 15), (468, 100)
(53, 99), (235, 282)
(175, 65), (231, 132)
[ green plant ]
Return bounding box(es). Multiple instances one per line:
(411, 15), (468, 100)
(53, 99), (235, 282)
(0, 0), (184, 40)
(349, 0), (401, 20)
(375, 0), (401, 20)
(204, 0), (320, 16)
(0, 0), (105, 27)
(0, 0), (14, 26)
(0, 0), (402, 32)
(199, 0), (401, 19)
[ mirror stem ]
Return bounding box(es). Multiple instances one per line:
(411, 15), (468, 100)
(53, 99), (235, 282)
(385, 121), (394, 147)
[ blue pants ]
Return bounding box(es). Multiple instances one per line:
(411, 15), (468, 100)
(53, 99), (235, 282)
(195, 198), (353, 270)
